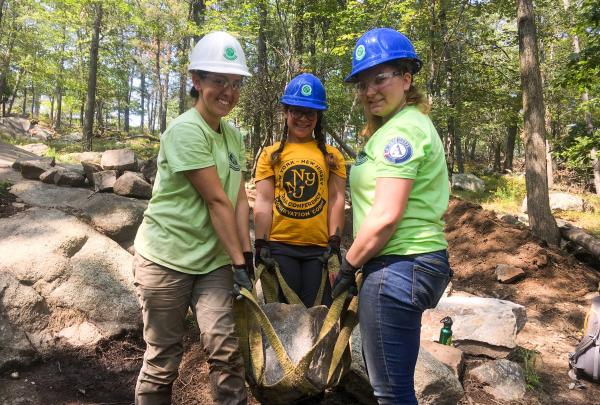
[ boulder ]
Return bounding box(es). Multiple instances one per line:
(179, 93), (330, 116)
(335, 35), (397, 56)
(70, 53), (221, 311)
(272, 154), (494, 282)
(420, 340), (464, 379)
(18, 143), (48, 156)
(80, 151), (103, 164)
(113, 171), (153, 199)
(0, 208), (141, 368)
(81, 160), (103, 186)
(9, 180), (147, 243)
(422, 296), (527, 358)
(17, 157), (56, 180)
(12, 156), (54, 172)
(342, 326), (464, 405)
(101, 148), (138, 172)
(140, 157), (157, 184)
(0, 117), (30, 138)
(39, 168), (60, 184)
(451, 173), (485, 193)
(522, 192), (585, 213)
(54, 169), (86, 187)
(28, 124), (53, 141)
(495, 264), (526, 283)
(467, 359), (526, 401)
(92, 170), (118, 192)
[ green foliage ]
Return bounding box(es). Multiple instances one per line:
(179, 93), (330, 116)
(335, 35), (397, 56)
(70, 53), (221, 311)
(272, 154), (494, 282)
(0, 181), (12, 194)
(510, 347), (542, 391)
(554, 124), (600, 174)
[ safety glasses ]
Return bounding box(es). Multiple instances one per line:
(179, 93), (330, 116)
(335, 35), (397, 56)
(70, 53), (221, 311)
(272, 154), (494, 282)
(288, 108), (318, 120)
(355, 71), (402, 94)
(204, 74), (244, 91)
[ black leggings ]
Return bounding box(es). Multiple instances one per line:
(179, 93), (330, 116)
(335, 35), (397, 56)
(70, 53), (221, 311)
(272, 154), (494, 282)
(269, 242), (332, 307)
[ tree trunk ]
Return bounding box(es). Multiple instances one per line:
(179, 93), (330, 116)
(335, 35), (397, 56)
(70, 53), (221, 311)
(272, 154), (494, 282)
(50, 96), (55, 124)
(592, 148), (600, 196)
(21, 86), (27, 116)
(178, 40), (188, 115)
(140, 69), (146, 131)
(160, 46), (171, 133)
(7, 67), (23, 115)
(252, 0), (268, 160)
(83, 3), (103, 151)
(546, 139), (554, 188)
(80, 98), (85, 127)
(518, 0), (560, 246)
(124, 68), (132, 133)
(560, 224), (600, 260)
(55, 24), (66, 130)
(503, 125), (517, 172)
(191, 0), (206, 44)
(154, 38), (164, 133)
(427, 0), (437, 105)
(493, 141), (502, 173)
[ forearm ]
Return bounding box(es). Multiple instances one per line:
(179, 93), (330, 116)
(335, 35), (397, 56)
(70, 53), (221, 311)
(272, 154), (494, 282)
(208, 198), (245, 265)
(327, 196), (345, 238)
(236, 200), (251, 252)
(345, 208), (398, 267)
(253, 203), (273, 241)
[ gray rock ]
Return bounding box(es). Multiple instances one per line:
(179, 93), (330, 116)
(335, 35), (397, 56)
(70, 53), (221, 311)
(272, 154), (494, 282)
(343, 326), (464, 405)
(468, 359), (526, 401)
(422, 296), (527, 358)
(0, 208), (140, 367)
(18, 143), (48, 156)
(495, 264), (526, 283)
(140, 158), (157, 184)
(420, 340), (464, 379)
(500, 214), (520, 225)
(0, 117), (30, 139)
(18, 157), (56, 180)
(12, 156), (54, 172)
(451, 173), (485, 193)
(101, 148), (138, 172)
(80, 151), (103, 164)
(522, 192), (585, 213)
(113, 171), (152, 199)
(39, 168), (60, 184)
(28, 125), (53, 141)
(81, 160), (103, 186)
(9, 180), (147, 243)
(92, 170), (118, 192)
(54, 169), (86, 187)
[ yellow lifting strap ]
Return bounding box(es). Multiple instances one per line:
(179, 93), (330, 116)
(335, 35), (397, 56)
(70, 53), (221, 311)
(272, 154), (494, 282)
(233, 256), (360, 404)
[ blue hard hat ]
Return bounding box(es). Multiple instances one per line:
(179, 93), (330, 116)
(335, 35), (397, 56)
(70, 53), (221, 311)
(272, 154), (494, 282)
(344, 28), (422, 82)
(280, 73), (328, 111)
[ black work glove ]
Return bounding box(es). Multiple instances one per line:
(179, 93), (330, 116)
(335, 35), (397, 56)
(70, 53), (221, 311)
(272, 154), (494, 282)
(331, 255), (359, 299)
(320, 235), (342, 264)
(232, 263), (253, 300)
(243, 251), (255, 280)
(254, 239), (276, 269)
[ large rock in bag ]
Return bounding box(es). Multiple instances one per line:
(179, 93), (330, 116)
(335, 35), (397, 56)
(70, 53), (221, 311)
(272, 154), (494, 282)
(341, 326), (464, 405)
(422, 296), (527, 358)
(0, 208), (141, 369)
(246, 302), (348, 404)
(9, 180), (147, 243)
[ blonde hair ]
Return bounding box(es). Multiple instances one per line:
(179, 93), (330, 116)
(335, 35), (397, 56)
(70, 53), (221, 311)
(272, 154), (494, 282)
(360, 60), (430, 138)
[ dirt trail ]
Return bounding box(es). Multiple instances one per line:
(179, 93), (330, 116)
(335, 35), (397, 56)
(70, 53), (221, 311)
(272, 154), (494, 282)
(445, 198), (600, 405)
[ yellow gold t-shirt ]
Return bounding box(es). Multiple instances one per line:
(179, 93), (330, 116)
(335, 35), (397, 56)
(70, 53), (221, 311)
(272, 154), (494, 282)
(255, 141), (346, 247)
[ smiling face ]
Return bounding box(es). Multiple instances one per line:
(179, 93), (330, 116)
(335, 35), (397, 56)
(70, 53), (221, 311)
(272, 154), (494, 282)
(356, 64), (412, 120)
(284, 107), (319, 143)
(192, 72), (243, 131)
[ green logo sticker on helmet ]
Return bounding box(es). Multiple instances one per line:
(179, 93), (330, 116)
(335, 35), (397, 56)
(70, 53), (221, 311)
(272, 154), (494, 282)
(355, 44), (366, 61)
(224, 46), (238, 61)
(300, 84), (312, 96)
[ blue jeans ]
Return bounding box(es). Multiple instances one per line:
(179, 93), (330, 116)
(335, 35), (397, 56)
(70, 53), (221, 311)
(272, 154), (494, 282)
(359, 250), (453, 405)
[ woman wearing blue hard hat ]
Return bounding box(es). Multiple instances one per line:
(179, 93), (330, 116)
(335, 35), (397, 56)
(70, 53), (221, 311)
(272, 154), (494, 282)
(132, 31), (253, 404)
(332, 28), (453, 404)
(253, 73), (346, 307)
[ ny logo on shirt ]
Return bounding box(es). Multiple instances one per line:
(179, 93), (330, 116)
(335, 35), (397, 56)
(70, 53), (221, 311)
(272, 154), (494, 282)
(283, 165), (317, 201)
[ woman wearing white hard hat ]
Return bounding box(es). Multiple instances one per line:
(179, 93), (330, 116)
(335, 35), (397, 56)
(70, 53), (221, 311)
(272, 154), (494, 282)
(332, 28), (453, 404)
(133, 31), (253, 405)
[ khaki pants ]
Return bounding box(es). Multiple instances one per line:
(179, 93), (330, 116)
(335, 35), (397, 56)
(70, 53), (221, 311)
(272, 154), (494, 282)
(133, 253), (247, 405)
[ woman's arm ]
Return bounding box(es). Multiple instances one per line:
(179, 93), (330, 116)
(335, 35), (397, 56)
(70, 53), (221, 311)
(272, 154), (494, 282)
(253, 177), (275, 241)
(345, 177), (413, 266)
(184, 167), (245, 265)
(235, 178), (252, 252)
(327, 173), (346, 237)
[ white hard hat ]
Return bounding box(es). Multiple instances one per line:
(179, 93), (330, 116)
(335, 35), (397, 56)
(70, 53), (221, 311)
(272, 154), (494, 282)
(188, 31), (252, 77)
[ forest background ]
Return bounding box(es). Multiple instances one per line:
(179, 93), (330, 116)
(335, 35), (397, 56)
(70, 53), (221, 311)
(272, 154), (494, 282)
(0, 0), (598, 242)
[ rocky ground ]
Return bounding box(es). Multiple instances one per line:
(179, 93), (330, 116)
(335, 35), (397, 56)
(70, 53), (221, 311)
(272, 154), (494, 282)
(2, 137), (600, 404)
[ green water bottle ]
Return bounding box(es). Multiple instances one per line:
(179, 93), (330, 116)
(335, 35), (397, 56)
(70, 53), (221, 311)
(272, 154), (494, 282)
(439, 316), (453, 345)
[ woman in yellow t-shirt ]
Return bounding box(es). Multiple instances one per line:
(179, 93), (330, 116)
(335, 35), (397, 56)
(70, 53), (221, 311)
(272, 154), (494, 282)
(253, 73), (346, 307)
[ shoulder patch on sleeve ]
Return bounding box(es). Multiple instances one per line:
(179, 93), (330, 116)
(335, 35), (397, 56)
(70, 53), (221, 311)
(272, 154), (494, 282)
(383, 137), (413, 164)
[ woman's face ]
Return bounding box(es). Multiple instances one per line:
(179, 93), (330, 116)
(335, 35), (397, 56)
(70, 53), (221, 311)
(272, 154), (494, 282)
(285, 107), (318, 142)
(356, 64), (412, 119)
(192, 73), (243, 128)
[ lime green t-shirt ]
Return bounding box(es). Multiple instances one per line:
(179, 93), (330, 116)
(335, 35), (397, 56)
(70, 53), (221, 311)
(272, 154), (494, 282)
(349, 106), (449, 256)
(134, 108), (246, 274)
